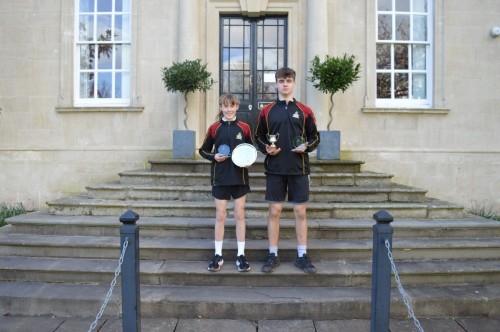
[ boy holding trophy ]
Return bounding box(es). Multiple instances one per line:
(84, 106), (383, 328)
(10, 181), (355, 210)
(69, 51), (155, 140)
(255, 67), (320, 274)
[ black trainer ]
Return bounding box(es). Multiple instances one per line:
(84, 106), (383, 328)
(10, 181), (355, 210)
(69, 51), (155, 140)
(261, 253), (280, 273)
(236, 255), (251, 272)
(208, 254), (224, 272)
(295, 254), (316, 274)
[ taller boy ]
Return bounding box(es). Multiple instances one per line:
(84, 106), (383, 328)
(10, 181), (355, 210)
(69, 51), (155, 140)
(255, 67), (320, 274)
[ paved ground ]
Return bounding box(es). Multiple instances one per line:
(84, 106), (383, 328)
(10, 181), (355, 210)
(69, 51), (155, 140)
(1, 315), (500, 332)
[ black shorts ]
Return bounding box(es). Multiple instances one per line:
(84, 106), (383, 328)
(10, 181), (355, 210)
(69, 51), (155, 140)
(212, 185), (250, 200)
(265, 174), (310, 204)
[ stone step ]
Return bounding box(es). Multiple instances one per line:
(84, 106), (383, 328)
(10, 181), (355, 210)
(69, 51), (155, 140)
(46, 196), (464, 219)
(117, 170), (394, 187)
(6, 212), (498, 239)
(1, 256), (499, 288)
(1, 281), (499, 319)
(149, 158), (364, 174)
(86, 183), (427, 203)
(1, 232), (498, 262)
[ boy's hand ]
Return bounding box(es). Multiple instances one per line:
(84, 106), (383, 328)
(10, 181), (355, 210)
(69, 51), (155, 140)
(214, 153), (229, 162)
(291, 142), (308, 153)
(266, 144), (281, 156)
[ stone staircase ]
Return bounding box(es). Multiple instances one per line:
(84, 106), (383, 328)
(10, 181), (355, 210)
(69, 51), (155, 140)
(1, 157), (500, 320)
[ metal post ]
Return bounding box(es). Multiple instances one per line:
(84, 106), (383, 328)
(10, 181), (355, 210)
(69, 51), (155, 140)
(120, 210), (141, 332)
(370, 210), (394, 332)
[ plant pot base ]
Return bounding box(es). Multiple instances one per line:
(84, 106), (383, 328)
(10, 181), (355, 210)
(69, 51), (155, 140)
(173, 130), (196, 159)
(317, 130), (340, 160)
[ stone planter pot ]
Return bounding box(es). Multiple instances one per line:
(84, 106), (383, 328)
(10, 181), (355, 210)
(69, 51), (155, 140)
(317, 130), (340, 160)
(173, 130), (196, 159)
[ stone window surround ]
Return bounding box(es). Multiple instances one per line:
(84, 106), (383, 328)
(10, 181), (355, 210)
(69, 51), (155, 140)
(363, 0), (450, 115)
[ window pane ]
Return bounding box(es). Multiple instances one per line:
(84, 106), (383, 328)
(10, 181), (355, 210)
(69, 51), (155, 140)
(413, 15), (427, 41)
(413, 0), (427, 12)
(223, 26), (229, 47)
(97, 0), (112, 12)
(80, 73), (94, 98)
(377, 73), (391, 98)
(263, 49), (278, 70)
(244, 25), (250, 47)
(396, 0), (410, 12)
(277, 25), (284, 48)
(222, 49), (229, 70)
(263, 26), (278, 47)
(115, 72), (130, 98)
(377, 0), (392, 11)
(230, 26), (244, 47)
(395, 73), (409, 99)
(394, 44), (408, 69)
(115, 14), (131, 41)
(412, 74), (426, 99)
(97, 15), (112, 40)
(79, 15), (94, 41)
(98, 44), (113, 69)
(229, 49), (244, 70)
(376, 43), (391, 69)
(243, 49), (250, 70)
(412, 45), (426, 70)
(79, 0), (94, 12)
(115, 44), (130, 69)
(80, 44), (95, 69)
(97, 72), (112, 98)
(229, 71), (244, 93)
(116, 0), (131, 12)
(222, 71), (229, 93)
(378, 14), (392, 40)
(278, 49), (285, 68)
(396, 15), (410, 40)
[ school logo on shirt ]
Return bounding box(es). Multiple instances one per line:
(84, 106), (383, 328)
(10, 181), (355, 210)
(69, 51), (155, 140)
(292, 111), (300, 119)
(236, 132), (243, 140)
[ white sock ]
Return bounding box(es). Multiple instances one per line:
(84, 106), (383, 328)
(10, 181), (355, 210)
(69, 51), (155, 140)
(297, 245), (307, 257)
(237, 241), (245, 256)
(269, 246), (278, 256)
(215, 241), (223, 256)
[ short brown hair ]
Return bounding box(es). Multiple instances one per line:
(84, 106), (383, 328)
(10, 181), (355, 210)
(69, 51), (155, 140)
(219, 94), (240, 107)
(275, 67), (296, 81)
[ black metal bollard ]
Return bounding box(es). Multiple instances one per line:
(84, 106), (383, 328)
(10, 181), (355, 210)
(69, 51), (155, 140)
(370, 210), (394, 332)
(120, 210), (141, 332)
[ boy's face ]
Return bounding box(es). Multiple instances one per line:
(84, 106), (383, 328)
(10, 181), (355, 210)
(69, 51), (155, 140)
(275, 76), (296, 97)
(220, 102), (239, 121)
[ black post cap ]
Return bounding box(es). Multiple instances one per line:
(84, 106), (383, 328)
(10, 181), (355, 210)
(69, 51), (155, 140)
(373, 210), (393, 223)
(119, 210), (140, 224)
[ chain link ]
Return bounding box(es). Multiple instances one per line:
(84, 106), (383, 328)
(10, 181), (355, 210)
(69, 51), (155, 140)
(385, 239), (424, 332)
(88, 237), (129, 332)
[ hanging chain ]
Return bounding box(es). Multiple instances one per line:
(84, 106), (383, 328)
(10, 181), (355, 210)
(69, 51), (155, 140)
(88, 237), (129, 332)
(385, 239), (424, 332)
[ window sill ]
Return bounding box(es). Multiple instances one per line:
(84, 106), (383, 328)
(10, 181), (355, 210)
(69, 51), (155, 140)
(362, 107), (450, 114)
(56, 106), (144, 113)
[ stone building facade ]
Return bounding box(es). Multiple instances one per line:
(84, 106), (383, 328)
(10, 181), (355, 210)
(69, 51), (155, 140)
(0, 0), (499, 211)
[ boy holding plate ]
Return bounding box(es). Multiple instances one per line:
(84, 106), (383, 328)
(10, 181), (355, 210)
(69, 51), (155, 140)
(199, 94), (253, 272)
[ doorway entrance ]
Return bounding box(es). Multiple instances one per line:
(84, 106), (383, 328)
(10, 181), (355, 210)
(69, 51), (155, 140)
(220, 16), (288, 135)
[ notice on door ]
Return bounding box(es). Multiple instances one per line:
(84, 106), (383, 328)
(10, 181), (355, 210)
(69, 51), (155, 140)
(264, 73), (275, 83)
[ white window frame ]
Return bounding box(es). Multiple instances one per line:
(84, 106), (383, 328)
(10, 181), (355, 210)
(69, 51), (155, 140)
(375, 0), (433, 108)
(73, 0), (131, 107)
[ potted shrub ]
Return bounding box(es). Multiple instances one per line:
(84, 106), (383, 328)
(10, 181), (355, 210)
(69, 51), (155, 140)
(162, 59), (214, 158)
(307, 54), (361, 160)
